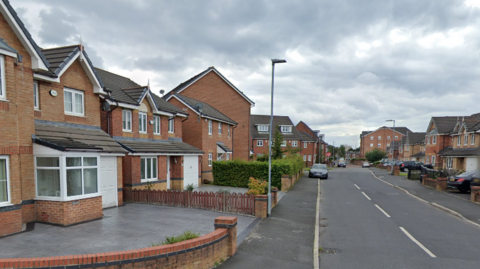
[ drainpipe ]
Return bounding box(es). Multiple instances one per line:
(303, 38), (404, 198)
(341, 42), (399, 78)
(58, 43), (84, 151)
(232, 124), (237, 159)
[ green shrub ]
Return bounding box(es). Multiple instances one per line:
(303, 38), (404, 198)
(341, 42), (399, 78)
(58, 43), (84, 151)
(213, 155), (304, 189)
(151, 230), (200, 246)
(246, 177), (267, 195)
(185, 183), (194, 192)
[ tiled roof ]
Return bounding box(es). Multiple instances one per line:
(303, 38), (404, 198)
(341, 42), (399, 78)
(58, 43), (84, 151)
(164, 66), (254, 105)
(410, 152), (425, 158)
(299, 131), (316, 142)
(151, 93), (185, 115)
(115, 137), (203, 154)
(0, 38), (17, 54)
(431, 117), (460, 134)
(406, 132), (426, 145)
(173, 94), (236, 125)
(41, 45), (79, 76)
(217, 142), (233, 153)
(33, 120), (126, 153)
(438, 147), (480, 157)
(250, 115), (302, 140)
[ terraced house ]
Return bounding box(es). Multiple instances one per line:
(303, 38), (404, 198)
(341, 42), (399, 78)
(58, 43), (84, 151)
(0, 0), (126, 236)
(96, 69), (203, 190)
(399, 132), (426, 162)
(424, 116), (458, 168)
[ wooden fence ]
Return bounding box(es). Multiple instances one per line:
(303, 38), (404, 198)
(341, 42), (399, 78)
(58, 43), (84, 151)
(124, 189), (256, 216)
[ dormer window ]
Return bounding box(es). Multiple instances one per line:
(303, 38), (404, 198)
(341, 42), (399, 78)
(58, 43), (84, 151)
(280, 126), (292, 133)
(258, 125), (269, 132)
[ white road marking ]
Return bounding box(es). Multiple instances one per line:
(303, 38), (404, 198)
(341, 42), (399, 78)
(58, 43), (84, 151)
(375, 204), (391, 218)
(362, 192), (371, 200)
(354, 184), (360, 190)
(400, 227), (436, 258)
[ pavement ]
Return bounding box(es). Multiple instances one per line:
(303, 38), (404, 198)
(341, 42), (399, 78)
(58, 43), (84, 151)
(194, 184), (286, 201)
(0, 203), (258, 258)
(319, 166), (480, 269)
(219, 172), (318, 269)
(370, 167), (480, 226)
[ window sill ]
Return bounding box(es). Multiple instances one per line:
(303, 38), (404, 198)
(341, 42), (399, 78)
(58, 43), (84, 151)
(0, 202), (13, 208)
(35, 193), (102, 202)
(139, 132), (147, 134)
(34, 108), (41, 111)
(65, 113), (85, 118)
(123, 130), (133, 133)
(154, 133), (161, 136)
(141, 179), (158, 183)
(168, 132), (175, 134)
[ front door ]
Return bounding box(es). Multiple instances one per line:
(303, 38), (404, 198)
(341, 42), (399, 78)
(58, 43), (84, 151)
(100, 156), (118, 208)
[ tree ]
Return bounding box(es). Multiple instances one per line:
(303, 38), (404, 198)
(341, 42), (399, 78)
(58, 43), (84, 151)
(365, 148), (387, 162)
(271, 127), (284, 160)
(338, 145), (346, 158)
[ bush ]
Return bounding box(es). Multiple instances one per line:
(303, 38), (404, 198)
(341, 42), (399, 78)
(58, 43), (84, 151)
(246, 177), (267, 195)
(213, 155), (304, 189)
(185, 183), (194, 192)
(365, 149), (387, 163)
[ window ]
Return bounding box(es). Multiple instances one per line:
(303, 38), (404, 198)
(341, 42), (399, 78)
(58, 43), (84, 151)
(122, 110), (132, 131)
(141, 157), (157, 182)
(64, 88), (84, 116)
(36, 156), (99, 199)
(406, 145), (409, 151)
(432, 135), (437, 145)
(471, 134), (475, 145)
(395, 136), (398, 140)
(431, 155), (436, 166)
(281, 141), (287, 147)
(139, 112), (147, 133)
(304, 142), (308, 148)
(292, 141), (298, 147)
(228, 125), (231, 137)
(370, 143), (373, 147)
(153, 115), (161, 135)
(447, 158), (453, 169)
(0, 55), (5, 100)
(457, 136), (461, 146)
(377, 143), (381, 147)
(303, 155), (307, 161)
(378, 136), (381, 140)
(168, 117), (174, 133)
(33, 81), (39, 110)
(258, 125), (269, 132)
(257, 140), (263, 147)
(208, 153), (213, 166)
(226, 154), (230, 161)
(308, 155), (312, 161)
(426, 136), (430, 145)
(370, 136), (373, 140)
(464, 134), (468, 145)
(387, 136), (390, 140)
(218, 122), (222, 134)
(281, 126), (292, 133)
(0, 156), (10, 205)
(208, 120), (212, 135)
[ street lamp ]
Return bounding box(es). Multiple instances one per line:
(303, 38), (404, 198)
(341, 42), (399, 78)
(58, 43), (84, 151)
(268, 58), (286, 217)
(386, 119), (395, 174)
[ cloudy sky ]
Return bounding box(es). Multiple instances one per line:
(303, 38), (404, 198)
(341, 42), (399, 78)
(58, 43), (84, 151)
(10, 0), (480, 146)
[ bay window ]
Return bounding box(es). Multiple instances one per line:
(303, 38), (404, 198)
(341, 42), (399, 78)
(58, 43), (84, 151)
(139, 112), (147, 133)
(0, 156), (10, 205)
(141, 157), (157, 182)
(64, 87), (84, 116)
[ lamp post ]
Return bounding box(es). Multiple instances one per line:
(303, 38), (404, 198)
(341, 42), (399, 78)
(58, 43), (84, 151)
(386, 119), (395, 173)
(268, 58), (286, 217)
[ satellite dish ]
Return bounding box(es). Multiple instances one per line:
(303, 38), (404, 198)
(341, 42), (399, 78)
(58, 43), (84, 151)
(101, 101), (110, 112)
(159, 89), (165, 95)
(194, 103), (203, 113)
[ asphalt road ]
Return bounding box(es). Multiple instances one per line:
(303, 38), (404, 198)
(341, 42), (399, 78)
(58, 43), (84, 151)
(319, 166), (480, 269)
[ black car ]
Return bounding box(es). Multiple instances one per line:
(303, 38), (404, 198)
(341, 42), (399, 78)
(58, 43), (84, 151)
(309, 164), (329, 179)
(399, 161), (422, 172)
(447, 170), (478, 193)
(337, 161), (346, 168)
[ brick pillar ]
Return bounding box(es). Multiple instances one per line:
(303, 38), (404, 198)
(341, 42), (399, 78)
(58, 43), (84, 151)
(271, 187), (278, 208)
(393, 166), (400, 176)
(436, 178), (447, 191)
(471, 186), (480, 203)
(254, 195), (268, 218)
(214, 217), (238, 257)
(281, 175), (291, 192)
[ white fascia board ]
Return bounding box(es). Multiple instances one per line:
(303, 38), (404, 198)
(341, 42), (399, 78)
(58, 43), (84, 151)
(170, 95), (233, 124)
(105, 99), (139, 110)
(128, 153), (202, 156)
(0, 48), (17, 58)
(0, 1), (48, 71)
(100, 153), (126, 156)
(33, 73), (59, 82)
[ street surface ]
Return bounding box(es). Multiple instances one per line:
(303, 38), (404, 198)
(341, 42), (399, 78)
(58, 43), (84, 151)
(320, 166), (480, 269)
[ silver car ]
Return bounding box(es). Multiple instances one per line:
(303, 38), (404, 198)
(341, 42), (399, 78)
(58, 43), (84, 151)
(309, 164), (329, 179)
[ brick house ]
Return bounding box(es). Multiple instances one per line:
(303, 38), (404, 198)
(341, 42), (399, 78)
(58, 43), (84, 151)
(250, 115), (302, 158)
(296, 121), (322, 167)
(1, 0), (126, 236)
(360, 126), (411, 158)
(96, 69), (204, 191)
(399, 132), (426, 161)
(438, 115), (480, 171)
(167, 93), (236, 183)
(424, 116), (458, 168)
(164, 67), (254, 161)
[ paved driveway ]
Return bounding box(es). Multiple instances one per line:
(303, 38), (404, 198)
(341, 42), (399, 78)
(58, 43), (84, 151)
(0, 203), (258, 258)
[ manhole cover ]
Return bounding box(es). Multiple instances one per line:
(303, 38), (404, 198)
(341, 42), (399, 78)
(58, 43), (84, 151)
(319, 248), (340, 254)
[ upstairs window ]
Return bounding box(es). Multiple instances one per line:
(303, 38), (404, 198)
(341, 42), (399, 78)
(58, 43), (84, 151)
(33, 81), (39, 110)
(258, 125), (269, 132)
(457, 136), (461, 146)
(427, 136), (430, 145)
(370, 143), (373, 147)
(471, 134), (475, 145)
(228, 125), (231, 137)
(304, 142), (308, 148)
(281, 126), (292, 133)
(370, 136), (373, 140)
(208, 120), (212, 135)
(281, 141), (287, 147)
(0, 55), (5, 100)
(378, 136), (381, 140)
(464, 134), (468, 145)
(395, 136), (398, 140)
(218, 122), (222, 134)
(64, 88), (84, 116)
(168, 117), (175, 133)
(122, 110), (132, 131)
(153, 115), (161, 135)
(139, 112), (147, 133)
(432, 135), (437, 145)
(257, 140), (263, 147)
(292, 141), (298, 147)
(387, 136), (390, 140)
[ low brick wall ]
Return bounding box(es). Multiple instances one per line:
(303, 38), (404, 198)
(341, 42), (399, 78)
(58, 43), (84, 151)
(0, 217), (237, 269)
(35, 196), (103, 226)
(422, 177), (437, 189)
(436, 178), (447, 191)
(281, 172), (302, 192)
(0, 209), (22, 237)
(471, 186), (480, 203)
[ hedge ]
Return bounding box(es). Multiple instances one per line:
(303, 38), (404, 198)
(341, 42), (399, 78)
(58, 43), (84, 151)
(212, 155), (304, 189)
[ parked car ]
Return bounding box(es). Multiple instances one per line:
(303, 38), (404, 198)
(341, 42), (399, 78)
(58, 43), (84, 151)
(362, 162), (370, 168)
(337, 161), (346, 168)
(399, 161), (422, 172)
(447, 170), (478, 193)
(309, 164), (329, 179)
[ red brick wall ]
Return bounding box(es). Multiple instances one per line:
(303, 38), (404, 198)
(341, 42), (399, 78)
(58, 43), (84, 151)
(123, 155), (141, 186)
(35, 196), (103, 226)
(360, 128), (405, 157)
(170, 156), (184, 190)
(0, 209), (22, 237)
(175, 71), (251, 161)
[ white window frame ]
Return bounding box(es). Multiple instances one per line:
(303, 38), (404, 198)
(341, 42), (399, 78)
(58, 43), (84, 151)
(168, 118), (175, 133)
(33, 81), (39, 110)
(447, 158), (453, 169)
(218, 122), (222, 134)
(141, 157), (157, 182)
(387, 136), (390, 140)
(281, 126), (292, 133)
(432, 135), (437, 145)
(303, 155), (307, 161)
(122, 110), (132, 131)
(139, 112), (147, 133)
(308, 155), (312, 161)
(257, 140), (264, 147)
(64, 87), (84, 116)
(208, 153), (213, 166)
(370, 143), (373, 147)
(464, 134), (468, 145)
(258, 125), (269, 132)
(228, 125), (231, 137)
(281, 141), (287, 147)
(35, 154), (100, 201)
(457, 136), (461, 146)
(153, 115), (161, 135)
(0, 156), (11, 206)
(208, 120), (212, 135)
(471, 134), (475, 145)
(304, 142), (308, 148)
(226, 154), (230, 161)
(0, 55), (5, 100)
(378, 136), (381, 140)
(370, 136), (373, 140)
(395, 136), (398, 140)
(292, 141), (298, 147)
(432, 155), (436, 166)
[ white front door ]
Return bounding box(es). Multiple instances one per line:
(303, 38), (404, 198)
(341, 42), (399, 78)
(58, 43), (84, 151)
(466, 157), (478, 172)
(100, 156), (118, 208)
(183, 156), (199, 188)
(167, 157), (170, 189)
